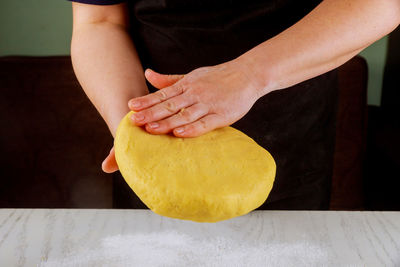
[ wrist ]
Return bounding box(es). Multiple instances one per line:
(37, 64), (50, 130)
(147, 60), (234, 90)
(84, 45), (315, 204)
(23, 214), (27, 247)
(232, 51), (276, 99)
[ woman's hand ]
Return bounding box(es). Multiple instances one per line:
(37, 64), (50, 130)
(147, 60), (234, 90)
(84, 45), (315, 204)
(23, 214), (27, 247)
(128, 60), (264, 137)
(101, 59), (263, 173)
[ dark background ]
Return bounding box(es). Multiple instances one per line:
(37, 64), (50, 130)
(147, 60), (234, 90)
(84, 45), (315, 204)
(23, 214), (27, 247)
(364, 27), (400, 210)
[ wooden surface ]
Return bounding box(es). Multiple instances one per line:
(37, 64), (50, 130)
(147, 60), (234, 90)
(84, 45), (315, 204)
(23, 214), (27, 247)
(0, 209), (399, 266)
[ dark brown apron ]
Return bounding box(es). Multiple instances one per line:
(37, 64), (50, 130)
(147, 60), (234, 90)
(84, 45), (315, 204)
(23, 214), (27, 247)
(113, 0), (338, 210)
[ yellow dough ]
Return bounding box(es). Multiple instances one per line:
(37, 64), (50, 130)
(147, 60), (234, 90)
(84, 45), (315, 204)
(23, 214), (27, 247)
(114, 111), (276, 222)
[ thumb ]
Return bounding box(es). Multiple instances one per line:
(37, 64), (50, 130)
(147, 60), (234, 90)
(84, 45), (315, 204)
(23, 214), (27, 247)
(145, 68), (184, 89)
(102, 147), (119, 173)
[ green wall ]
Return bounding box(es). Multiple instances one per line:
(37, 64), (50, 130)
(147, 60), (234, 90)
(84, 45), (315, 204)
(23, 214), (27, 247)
(0, 0), (72, 56)
(359, 36), (388, 106)
(0, 0), (388, 106)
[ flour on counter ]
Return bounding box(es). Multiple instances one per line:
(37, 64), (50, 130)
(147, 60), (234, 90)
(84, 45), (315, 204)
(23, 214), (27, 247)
(40, 231), (333, 267)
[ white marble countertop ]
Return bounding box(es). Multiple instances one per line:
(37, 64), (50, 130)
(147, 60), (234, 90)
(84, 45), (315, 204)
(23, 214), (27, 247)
(0, 209), (399, 266)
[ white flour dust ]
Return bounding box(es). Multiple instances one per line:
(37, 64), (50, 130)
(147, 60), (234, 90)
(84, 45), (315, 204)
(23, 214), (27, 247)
(40, 231), (332, 267)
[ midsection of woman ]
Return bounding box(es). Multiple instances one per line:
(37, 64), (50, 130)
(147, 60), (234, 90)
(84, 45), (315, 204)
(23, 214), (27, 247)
(129, 0), (323, 73)
(117, 0), (337, 210)
(70, 0), (338, 209)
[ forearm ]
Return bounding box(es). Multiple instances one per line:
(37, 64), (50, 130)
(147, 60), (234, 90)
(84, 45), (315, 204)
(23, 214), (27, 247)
(237, 0), (400, 96)
(71, 22), (148, 136)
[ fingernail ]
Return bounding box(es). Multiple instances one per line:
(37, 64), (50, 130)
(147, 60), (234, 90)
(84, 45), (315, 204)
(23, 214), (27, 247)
(148, 122), (159, 129)
(132, 113), (144, 122)
(130, 100), (141, 109)
(175, 127), (184, 134)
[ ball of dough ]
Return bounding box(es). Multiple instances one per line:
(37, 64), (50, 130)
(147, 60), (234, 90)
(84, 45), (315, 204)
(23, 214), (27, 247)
(114, 112), (276, 222)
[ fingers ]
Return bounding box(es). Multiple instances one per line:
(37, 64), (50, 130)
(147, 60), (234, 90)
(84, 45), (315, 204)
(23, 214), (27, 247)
(173, 114), (223, 138)
(144, 103), (209, 134)
(131, 93), (195, 126)
(128, 82), (186, 111)
(128, 69), (185, 111)
(102, 147), (119, 173)
(144, 69), (184, 89)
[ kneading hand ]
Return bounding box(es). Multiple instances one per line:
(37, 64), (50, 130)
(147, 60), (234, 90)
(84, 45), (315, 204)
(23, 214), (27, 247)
(102, 59), (263, 173)
(128, 60), (263, 137)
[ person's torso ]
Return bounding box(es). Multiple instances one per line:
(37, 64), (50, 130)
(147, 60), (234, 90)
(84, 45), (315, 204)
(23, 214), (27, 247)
(127, 0), (322, 73)
(122, 0), (337, 207)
